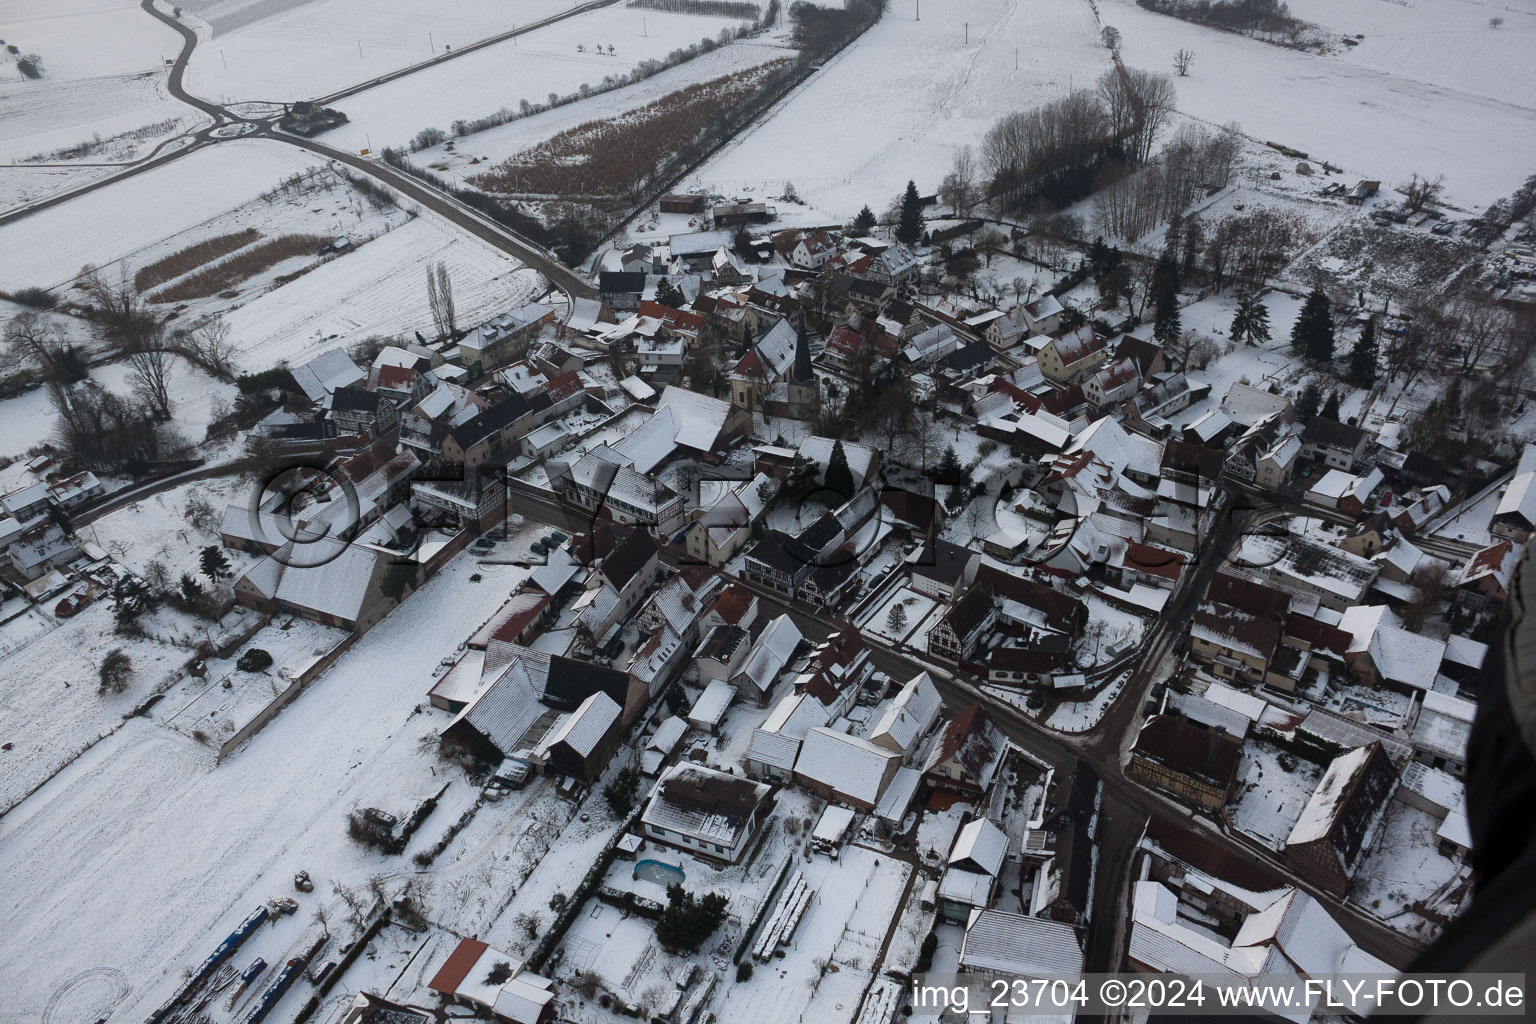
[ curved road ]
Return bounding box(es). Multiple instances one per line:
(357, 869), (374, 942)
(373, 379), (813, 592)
(1, 0), (598, 301)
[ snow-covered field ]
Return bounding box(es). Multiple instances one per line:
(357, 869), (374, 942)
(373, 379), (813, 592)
(181, 0), (589, 102)
(321, 9), (770, 157)
(369, 37), (794, 180)
(0, 0), (204, 174)
(1287, 0), (1536, 110)
(0, 552), (527, 1023)
(0, 140), (319, 290)
(1100, 0), (1536, 208)
(0, 138), (545, 373)
(696, 0), (1108, 220)
(218, 214), (546, 370)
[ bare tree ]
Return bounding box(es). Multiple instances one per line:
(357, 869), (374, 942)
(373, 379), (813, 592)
(1401, 173), (1446, 215)
(425, 260), (456, 339)
(79, 265), (150, 342)
(1124, 69), (1177, 163)
(1173, 48), (1194, 76)
(1100, 25), (1122, 56)
(180, 315), (238, 380)
(124, 327), (174, 420)
(939, 145), (979, 217)
(4, 311), (69, 381)
(1490, 16), (1504, 28)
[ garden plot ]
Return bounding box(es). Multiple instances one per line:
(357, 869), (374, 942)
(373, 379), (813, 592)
(1229, 742), (1324, 851)
(85, 474), (255, 580)
(0, 140), (320, 291)
(1352, 800), (1468, 939)
(321, 8), (769, 156)
(0, 553), (528, 1024)
(183, 0), (593, 102)
(696, 0), (1107, 220)
(1285, 0), (1536, 110)
(858, 584), (937, 646)
(391, 38), (794, 187)
(157, 618), (349, 746)
(0, 598), (193, 811)
(1099, 0), (1536, 208)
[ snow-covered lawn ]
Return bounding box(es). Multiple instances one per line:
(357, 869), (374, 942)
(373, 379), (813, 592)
(181, 0), (586, 103)
(321, 11), (774, 157)
(1100, 0), (1536, 208)
(1352, 801), (1467, 941)
(0, 164), (133, 217)
(696, 0), (1108, 220)
(1228, 742), (1323, 851)
(0, 552), (528, 1023)
(857, 584), (937, 646)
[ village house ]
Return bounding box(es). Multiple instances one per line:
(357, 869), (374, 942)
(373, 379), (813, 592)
(427, 938), (556, 1024)
(1282, 742), (1397, 898)
(937, 817), (1009, 923)
(1300, 416), (1371, 472)
(1038, 325), (1108, 384)
(1126, 715), (1243, 810)
(640, 763), (775, 864)
(924, 702), (1006, 797)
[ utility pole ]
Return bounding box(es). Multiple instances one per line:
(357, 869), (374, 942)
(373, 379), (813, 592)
(964, 21), (968, 44)
(643, 16), (648, 35)
(915, 0), (919, 20)
(221, 49), (227, 69)
(428, 31), (433, 52)
(357, 39), (363, 58)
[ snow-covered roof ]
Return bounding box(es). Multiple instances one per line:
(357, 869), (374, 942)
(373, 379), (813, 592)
(795, 727), (899, 806)
(290, 347), (365, 402)
(235, 537), (382, 624)
(1221, 382), (1292, 427)
(811, 804), (856, 844)
(869, 671), (942, 754)
(1307, 468), (1356, 501)
(732, 614), (802, 697)
(948, 817), (1008, 875)
(1202, 681), (1267, 722)
(873, 766), (922, 824)
(1495, 468), (1536, 527)
(1286, 745), (1379, 846)
(960, 909), (1083, 977)
(688, 678), (737, 728)
(541, 691), (620, 758)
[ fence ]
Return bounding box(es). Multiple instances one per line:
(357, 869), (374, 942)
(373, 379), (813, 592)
(216, 632), (358, 761)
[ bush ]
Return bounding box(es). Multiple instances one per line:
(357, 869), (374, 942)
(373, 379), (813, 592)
(736, 961), (754, 982)
(915, 931), (938, 972)
(1, 286), (56, 309)
(237, 648), (274, 672)
(604, 766), (640, 815)
(655, 883), (729, 953)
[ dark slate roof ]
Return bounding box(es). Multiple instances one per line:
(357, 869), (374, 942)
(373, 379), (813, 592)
(1133, 715), (1243, 786)
(544, 655), (629, 711)
(910, 538), (971, 586)
(791, 324), (814, 384)
(449, 393), (532, 450)
(600, 271), (646, 293)
(945, 338), (994, 373)
(601, 527), (659, 590)
(331, 387), (384, 413)
(1161, 439), (1224, 480)
(746, 530), (817, 576)
(1301, 416), (1368, 450)
(798, 512), (842, 551)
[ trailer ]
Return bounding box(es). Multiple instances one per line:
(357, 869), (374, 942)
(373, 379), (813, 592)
(242, 935), (326, 1024)
(145, 907), (270, 1024)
